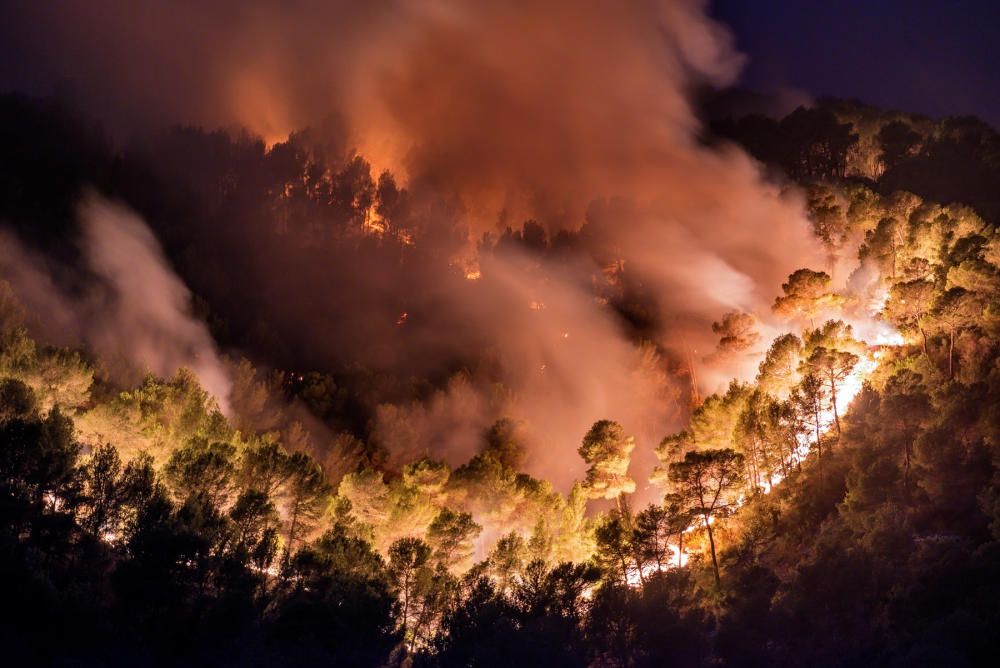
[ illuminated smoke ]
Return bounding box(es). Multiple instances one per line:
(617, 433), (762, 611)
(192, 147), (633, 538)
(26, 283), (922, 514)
(0, 1), (830, 491)
(0, 193), (232, 411)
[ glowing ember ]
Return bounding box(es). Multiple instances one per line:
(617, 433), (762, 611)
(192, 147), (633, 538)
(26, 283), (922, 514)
(396, 312), (408, 326)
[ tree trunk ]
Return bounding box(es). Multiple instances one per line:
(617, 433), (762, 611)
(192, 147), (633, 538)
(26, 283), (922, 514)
(283, 502), (300, 572)
(829, 375), (841, 437)
(704, 513), (721, 588)
(813, 401), (822, 450)
(813, 401), (824, 484)
(760, 436), (775, 488)
(402, 574), (412, 652)
(686, 346), (702, 408)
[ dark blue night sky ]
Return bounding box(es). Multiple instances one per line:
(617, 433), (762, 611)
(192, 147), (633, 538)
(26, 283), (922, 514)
(711, 0), (1000, 127)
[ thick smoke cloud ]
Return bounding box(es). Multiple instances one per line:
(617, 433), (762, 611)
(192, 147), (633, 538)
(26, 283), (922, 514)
(0, 0), (820, 287)
(2, 1), (752, 226)
(0, 194), (231, 411)
(0, 1), (826, 492)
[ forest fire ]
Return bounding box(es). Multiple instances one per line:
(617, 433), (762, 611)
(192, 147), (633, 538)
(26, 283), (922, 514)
(632, 318), (904, 572)
(2, 0), (999, 665)
(362, 212), (388, 236)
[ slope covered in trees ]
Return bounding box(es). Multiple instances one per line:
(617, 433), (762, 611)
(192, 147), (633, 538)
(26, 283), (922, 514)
(713, 98), (1000, 225)
(3, 94), (1000, 665)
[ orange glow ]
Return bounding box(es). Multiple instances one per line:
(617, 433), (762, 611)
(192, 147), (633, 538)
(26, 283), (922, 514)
(363, 209), (388, 236)
(227, 73), (293, 148)
(397, 229), (415, 247)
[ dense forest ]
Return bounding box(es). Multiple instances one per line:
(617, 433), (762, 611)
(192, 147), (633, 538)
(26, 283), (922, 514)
(3, 93), (1000, 667)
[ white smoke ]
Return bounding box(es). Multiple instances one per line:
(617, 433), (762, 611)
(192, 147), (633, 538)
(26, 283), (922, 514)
(0, 193), (232, 411)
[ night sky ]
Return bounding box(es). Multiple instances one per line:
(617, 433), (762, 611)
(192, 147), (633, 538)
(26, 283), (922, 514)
(712, 0), (1000, 127)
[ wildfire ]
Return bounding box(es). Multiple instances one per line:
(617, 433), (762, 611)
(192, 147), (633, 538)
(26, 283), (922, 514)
(452, 256), (481, 280)
(363, 213), (388, 236)
(653, 319), (905, 572)
(623, 536), (692, 587)
(828, 353), (876, 422)
(873, 328), (905, 346)
(868, 287), (891, 313)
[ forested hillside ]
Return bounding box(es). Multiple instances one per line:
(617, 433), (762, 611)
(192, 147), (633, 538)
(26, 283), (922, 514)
(3, 93), (1000, 666)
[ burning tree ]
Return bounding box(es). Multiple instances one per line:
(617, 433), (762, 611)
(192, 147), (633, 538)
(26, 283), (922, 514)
(735, 389), (796, 489)
(802, 346), (860, 437)
(595, 511), (641, 584)
(634, 498), (692, 571)
(668, 449), (745, 587)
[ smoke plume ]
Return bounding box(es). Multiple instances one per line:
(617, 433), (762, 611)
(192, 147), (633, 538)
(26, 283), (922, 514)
(0, 1), (828, 492)
(0, 194), (232, 411)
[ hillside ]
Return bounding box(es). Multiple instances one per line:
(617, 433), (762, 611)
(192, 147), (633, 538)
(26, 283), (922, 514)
(2, 95), (1000, 666)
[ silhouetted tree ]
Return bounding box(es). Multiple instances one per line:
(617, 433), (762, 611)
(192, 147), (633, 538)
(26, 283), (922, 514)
(669, 449), (745, 587)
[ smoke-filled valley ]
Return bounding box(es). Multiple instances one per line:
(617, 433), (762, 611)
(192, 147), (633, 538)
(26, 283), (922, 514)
(3, 1), (1000, 666)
